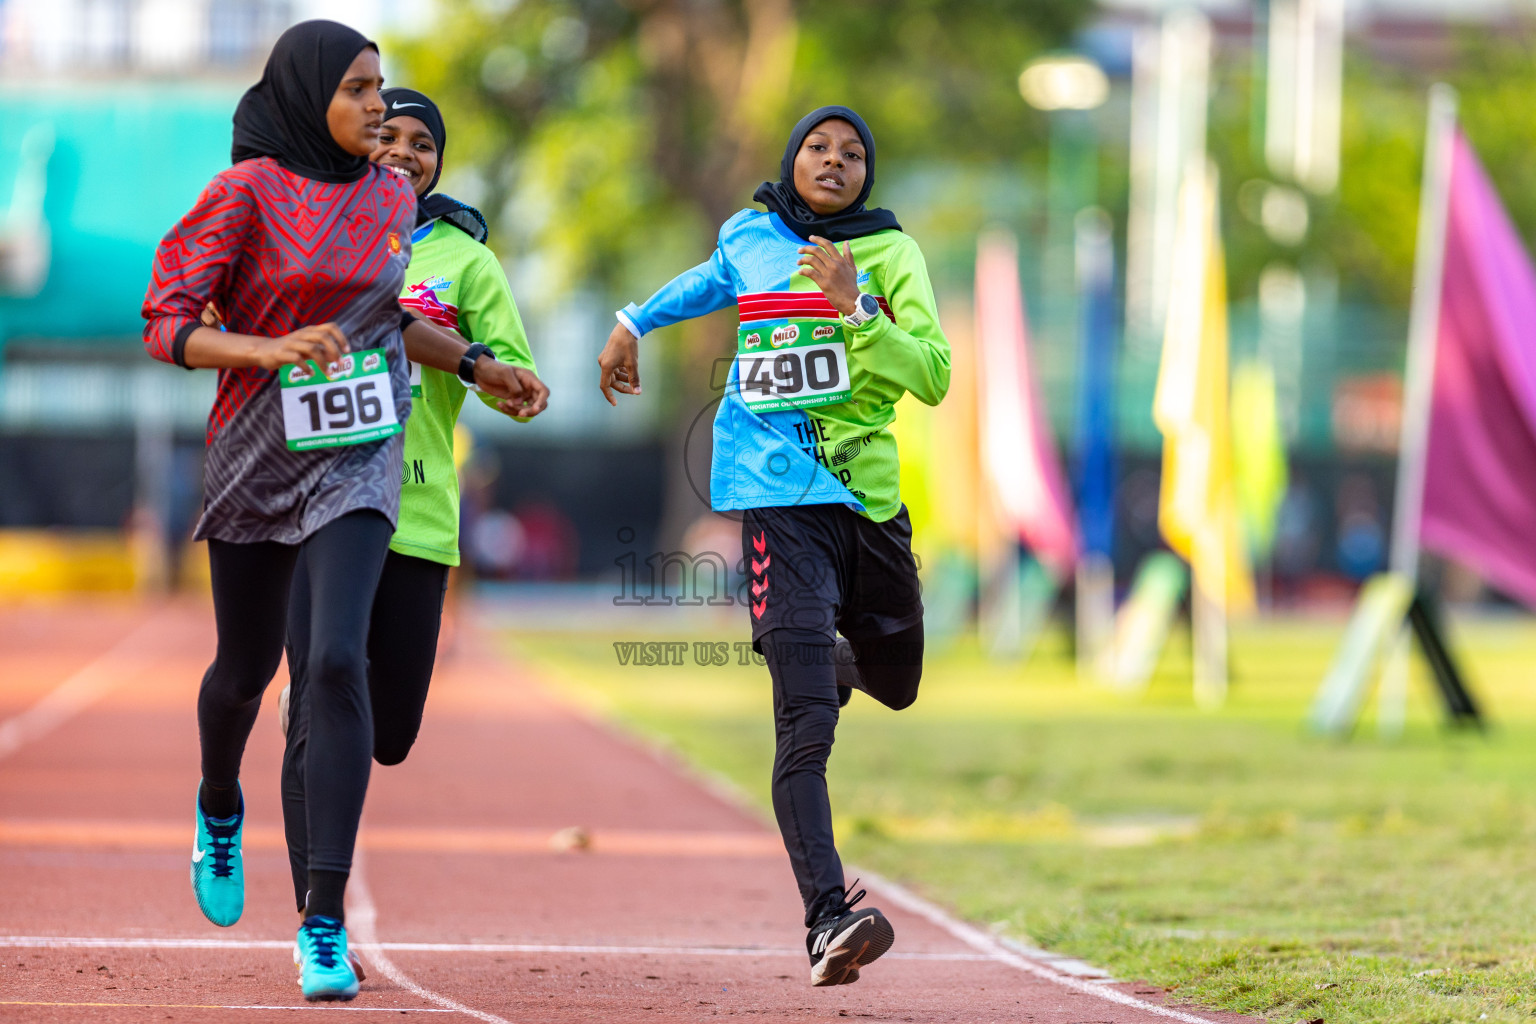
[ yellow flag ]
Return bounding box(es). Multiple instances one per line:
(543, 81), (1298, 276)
(1152, 163), (1255, 613)
(1231, 359), (1289, 561)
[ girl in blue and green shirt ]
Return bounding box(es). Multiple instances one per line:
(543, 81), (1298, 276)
(598, 105), (951, 988)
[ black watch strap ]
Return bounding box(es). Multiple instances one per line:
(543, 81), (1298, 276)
(458, 342), (492, 385)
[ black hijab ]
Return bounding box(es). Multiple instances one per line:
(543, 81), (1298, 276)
(382, 88), (446, 193)
(752, 105), (901, 242)
(380, 87), (489, 243)
(231, 20), (377, 184)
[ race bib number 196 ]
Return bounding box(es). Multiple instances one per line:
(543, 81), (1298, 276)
(279, 347), (401, 451)
(735, 319), (852, 413)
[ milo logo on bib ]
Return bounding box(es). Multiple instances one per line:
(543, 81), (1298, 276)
(734, 318), (852, 413)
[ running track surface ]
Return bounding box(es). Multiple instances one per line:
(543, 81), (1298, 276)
(0, 600), (1260, 1024)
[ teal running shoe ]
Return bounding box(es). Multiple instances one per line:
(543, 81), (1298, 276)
(296, 916), (360, 1001)
(190, 781), (244, 927)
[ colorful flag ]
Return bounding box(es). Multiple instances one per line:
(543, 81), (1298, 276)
(1418, 132), (1536, 609)
(975, 230), (1078, 579)
(1152, 164), (1254, 612)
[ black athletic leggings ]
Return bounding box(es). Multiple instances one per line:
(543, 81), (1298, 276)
(198, 510), (393, 893)
(282, 548), (450, 910)
(763, 622), (924, 928)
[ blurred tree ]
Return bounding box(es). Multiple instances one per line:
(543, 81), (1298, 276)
(390, 0), (1086, 543)
(392, 0), (1085, 295)
(1210, 24), (1536, 310)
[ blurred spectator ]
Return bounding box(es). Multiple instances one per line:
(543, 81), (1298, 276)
(512, 503), (578, 580)
(471, 510), (526, 579)
(1273, 479), (1322, 587)
(1334, 473), (1385, 580)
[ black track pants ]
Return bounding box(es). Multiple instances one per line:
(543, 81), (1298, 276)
(199, 510), (393, 898)
(198, 539), (299, 789)
(283, 548), (449, 908)
(762, 622), (924, 928)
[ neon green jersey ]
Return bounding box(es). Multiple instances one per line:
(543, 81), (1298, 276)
(394, 219), (536, 566)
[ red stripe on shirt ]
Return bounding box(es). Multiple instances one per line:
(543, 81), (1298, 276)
(737, 291), (895, 326)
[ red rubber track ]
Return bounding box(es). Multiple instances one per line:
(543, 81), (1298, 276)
(0, 600), (1261, 1023)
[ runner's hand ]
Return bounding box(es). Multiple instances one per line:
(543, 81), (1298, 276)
(598, 322), (641, 406)
(797, 235), (859, 317)
(258, 323), (349, 371)
(505, 367), (550, 417)
(200, 302), (224, 329)
(477, 361), (550, 418)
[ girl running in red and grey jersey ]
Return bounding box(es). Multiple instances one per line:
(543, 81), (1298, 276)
(142, 20), (465, 1002)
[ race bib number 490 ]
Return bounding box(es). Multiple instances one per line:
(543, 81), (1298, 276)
(279, 348), (401, 451)
(735, 319), (852, 413)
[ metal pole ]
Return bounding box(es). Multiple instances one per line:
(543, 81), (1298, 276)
(1380, 83), (1457, 738)
(1390, 83), (1457, 584)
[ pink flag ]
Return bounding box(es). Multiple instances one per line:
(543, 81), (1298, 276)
(975, 231), (1078, 577)
(1420, 133), (1536, 608)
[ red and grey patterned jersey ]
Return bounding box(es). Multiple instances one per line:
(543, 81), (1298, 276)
(143, 157), (416, 545)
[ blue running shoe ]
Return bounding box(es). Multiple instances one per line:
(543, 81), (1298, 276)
(190, 781), (243, 927)
(296, 916), (360, 1001)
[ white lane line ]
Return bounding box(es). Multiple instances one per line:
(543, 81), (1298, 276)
(218, 1008), (451, 1014)
(0, 937), (297, 949)
(0, 1001), (451, 1013)
(858, 869), (1227, 1024)
(0, 613), (165, 761)
(0, 934), (991, 961)
(347, 854), (513, 1024)
(222, 1008), (451, 1014)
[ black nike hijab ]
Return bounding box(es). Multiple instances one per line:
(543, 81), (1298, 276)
(379, 87), (489, 242)
(752, 105), (901, 242)
(231, 20), (377, 184)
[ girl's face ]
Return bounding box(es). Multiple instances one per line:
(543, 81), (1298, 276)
(326, 48), (386, 158)
(791, 118), (867, 216)
(371, 115), (439, 197)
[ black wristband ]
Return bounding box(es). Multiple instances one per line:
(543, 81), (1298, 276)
(171, 321), (200, 370)
(458, 342), (492, 385)
(400, 311), (417, 332)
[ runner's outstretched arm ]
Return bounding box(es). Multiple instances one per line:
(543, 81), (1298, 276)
(598, 248), (737, 405)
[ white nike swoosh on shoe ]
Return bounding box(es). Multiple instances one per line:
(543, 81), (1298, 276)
(192, 847), (206, 863)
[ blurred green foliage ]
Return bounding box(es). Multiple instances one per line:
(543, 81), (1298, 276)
(391, 7), (1536, 314)
(1213, 26), (1536, 310)
(388, 0), (1086, 302)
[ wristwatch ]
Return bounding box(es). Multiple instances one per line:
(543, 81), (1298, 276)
(842, 292), (881, 329)
(458, 342), (493, 385)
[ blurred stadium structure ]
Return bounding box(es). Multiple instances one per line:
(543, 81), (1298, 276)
(0, 0), (657, 590)
(0, 0), (1532, 603)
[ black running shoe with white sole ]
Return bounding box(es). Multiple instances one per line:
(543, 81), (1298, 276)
(806, 887), (895, 987)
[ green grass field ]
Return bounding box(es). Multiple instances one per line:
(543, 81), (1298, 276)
(501, 614), (1536, 1023)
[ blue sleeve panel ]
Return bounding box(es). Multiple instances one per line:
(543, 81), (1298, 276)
(618, 213), (759, 337)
